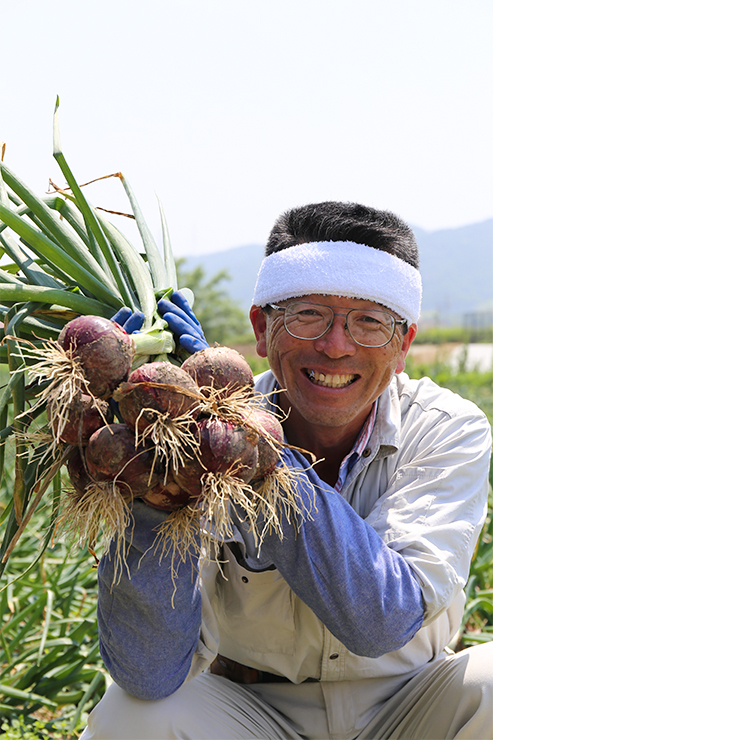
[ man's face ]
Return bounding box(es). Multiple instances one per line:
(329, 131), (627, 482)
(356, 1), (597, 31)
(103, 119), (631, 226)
(250, 294), (416, 440)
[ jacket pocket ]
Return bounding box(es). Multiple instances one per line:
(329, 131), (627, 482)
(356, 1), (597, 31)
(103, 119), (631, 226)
(214, 545), (296, 655)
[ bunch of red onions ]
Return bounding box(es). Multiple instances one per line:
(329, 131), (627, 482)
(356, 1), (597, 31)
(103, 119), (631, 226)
(33, 315), (302, 578)
(0, 101), (307, 581)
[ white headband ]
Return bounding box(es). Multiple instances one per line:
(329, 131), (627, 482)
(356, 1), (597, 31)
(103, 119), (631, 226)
(252, 241), (422, 324)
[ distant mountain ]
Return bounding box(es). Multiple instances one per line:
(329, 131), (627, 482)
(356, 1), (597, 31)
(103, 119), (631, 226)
(413, 220), (493, 323)
(181, 219), (492, 325)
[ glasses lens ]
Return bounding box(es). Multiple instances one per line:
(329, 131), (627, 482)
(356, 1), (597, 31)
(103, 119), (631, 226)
(283, 302), (334, 339)
(347, 309), (395, 347)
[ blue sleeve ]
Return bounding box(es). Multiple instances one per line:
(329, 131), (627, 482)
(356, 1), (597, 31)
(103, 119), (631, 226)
(96, 500), (203, 700)
(258, 449), (425, 658)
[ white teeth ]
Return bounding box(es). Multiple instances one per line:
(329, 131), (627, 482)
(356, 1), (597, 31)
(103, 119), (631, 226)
(307, 371), (356, 388)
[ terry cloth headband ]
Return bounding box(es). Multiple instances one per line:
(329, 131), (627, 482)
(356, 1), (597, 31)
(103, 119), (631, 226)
(252, 241), (422, 324)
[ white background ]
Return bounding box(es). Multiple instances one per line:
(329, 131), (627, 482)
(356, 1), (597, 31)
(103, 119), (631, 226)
(493, 2), (740, 737)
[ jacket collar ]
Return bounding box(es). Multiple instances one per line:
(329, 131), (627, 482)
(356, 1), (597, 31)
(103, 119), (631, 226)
(371, 374), (401, 459)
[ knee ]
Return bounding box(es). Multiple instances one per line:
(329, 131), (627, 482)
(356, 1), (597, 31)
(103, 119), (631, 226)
(452, 642), (493, 730)
(458, 641), (493, 692)
(81, 682), (183, 739)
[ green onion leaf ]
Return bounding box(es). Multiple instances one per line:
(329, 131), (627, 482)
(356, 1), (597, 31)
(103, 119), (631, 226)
(0, 203), (123, 308)
(0, 163), (116, 293)
(158, 195), (178, 290)
(118, 174), (169, 293)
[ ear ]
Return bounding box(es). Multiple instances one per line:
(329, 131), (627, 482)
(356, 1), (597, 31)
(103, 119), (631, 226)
(250, 305), (268, 358)
(395, 323), (417, 374)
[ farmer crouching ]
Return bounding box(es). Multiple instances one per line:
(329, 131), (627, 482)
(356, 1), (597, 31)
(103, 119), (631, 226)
(80, 202), (493, 740)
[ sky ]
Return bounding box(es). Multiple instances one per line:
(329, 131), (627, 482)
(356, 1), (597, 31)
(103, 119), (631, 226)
(1, 1), (492, 257)
(5, 2), (740, 737)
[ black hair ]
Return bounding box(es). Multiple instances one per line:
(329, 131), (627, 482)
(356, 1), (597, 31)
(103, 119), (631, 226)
(265, 201), (420, 269)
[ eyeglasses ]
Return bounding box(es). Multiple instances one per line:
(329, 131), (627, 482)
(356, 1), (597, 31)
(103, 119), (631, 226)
(268, 300), (408, 348)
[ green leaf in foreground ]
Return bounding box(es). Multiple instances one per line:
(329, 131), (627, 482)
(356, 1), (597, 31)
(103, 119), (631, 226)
(118, 174), (168, 294)
(0, 205), (123, 309)
(0, 285), (112, 317)
(0, 163), (117, 296)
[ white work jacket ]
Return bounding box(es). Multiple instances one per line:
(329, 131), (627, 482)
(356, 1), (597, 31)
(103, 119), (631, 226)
(189, 370), (492, 716)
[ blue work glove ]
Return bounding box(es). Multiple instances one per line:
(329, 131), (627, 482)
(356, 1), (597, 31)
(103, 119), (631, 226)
(109, 308), (146, 421)
(111, 307), (145, 334)
(157, 290), (208, 354)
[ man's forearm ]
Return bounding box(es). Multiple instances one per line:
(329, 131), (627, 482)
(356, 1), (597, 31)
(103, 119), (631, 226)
(259, 450), (425, 658)
(96, 500), (203, 700)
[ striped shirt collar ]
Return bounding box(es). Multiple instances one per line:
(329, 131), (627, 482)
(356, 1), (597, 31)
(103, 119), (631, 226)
(335, 400), (378, 491)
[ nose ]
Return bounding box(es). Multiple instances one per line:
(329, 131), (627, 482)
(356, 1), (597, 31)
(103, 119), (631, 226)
(313, 314), (356, 358)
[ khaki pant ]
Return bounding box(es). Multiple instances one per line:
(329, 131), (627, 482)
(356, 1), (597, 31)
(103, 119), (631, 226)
(80, 643), (492, 740)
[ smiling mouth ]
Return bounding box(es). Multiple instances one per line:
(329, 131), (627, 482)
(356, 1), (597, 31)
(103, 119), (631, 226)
(306, 369), (358, 388)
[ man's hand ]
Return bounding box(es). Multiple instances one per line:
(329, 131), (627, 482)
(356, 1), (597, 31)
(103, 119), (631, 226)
(111, 307), (145, 334)
(157, 290), (208, 354)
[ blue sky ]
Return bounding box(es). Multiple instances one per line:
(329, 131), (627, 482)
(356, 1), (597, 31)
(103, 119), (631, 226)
(1, 1), (492, 256)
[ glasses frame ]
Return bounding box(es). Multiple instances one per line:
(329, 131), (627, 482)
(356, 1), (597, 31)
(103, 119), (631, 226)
(267, 301), (408, 348)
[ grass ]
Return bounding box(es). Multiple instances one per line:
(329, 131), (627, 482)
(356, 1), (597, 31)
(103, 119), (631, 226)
(414, 325), (493, 345)
(0, 358), (492, 738)
(405, 344), (493, 425)
(0, 512), (108, 739)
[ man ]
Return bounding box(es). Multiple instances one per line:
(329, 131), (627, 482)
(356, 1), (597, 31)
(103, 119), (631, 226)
(81, 202), (493, 739)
